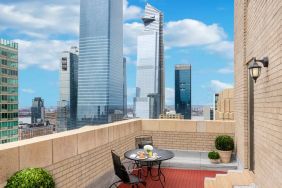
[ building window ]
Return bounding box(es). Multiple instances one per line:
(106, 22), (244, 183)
(62, 57), (67, 71)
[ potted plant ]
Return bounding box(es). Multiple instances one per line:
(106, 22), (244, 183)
(5, 168), (55, 188)
(215, 135), (234, 163)
(208, 151), (220, 164)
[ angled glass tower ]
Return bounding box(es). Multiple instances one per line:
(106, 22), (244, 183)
(77, 0), (124, 126)
(135, 3), (165, 118)
(175, 64), (192, 119)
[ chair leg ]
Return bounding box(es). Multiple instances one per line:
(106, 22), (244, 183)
(109, 180), (121, 188)
(141, 182), (147, 187)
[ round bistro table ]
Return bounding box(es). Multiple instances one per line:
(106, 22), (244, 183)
(124, 148), (174, 187)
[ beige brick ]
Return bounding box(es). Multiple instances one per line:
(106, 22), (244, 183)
(175, 120), (197, 132)
(0, 147), (19, 184)
(94, 127), (109, 147)
(20, 140), (52, 169)
(53, 135), (78, 163)
(159, 120), (176, 131)
(142, 120), (159, 131)
(77, 130), (96, 154)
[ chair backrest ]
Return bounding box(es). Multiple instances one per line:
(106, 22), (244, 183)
(111, 150), (130, 183)
(135, 135), (153, 149)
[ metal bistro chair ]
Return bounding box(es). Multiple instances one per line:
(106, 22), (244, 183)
(135, 135), (153, 149)
(135, 135), (157, 178)
(109, 150), (146, 188)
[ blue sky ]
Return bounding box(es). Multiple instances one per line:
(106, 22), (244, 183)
(0, 0), (234, 108)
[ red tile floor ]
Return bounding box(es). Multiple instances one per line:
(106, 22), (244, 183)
(119, 168), (225, 188)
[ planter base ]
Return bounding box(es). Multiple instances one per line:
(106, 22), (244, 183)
(218, 150), (232, 163)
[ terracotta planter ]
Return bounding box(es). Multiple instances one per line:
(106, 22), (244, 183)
(210, 159), (220, 164)
(218, 150), (232, 163)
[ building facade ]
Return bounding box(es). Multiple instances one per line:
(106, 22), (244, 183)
(235, 0), (282, 187)
(57, 47), (78, 132)
(203, 106), (214, 120)
(77, 0), (124, 126)
(31, 97), (45, 124)
(214, 88), (234, 120)
(159, 113), (184, 119)
(0, 39), (18, 144)
(175, 64), (192, 119)
(123, 58), (127, 117)
(135, 3), (164, 118)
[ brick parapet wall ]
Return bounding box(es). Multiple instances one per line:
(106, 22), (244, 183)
(0, 119), (235, 187)
(142, 120), (234, 151)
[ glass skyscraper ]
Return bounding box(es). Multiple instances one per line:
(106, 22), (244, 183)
(57, 47), (78, 132)
(31, 97), (45, 124)
(0, 39), (18, 144)
(175, 64), (192, 119)
(135, 3), (165, 118)
(77, 0), (124, 126)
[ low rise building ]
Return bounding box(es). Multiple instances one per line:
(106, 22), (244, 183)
(215, 88), (234, 120)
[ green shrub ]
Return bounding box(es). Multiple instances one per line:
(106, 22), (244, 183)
(208, 151), (220, 159)
(5, 168), (55, 188)
(215, 135), (234, 151)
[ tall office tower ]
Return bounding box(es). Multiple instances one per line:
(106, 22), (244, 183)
(77, 0), (124, 126)
(175, 65), (192, 119)
(31, 97), (45, 124)
(57, 47), (78, 132)
(123, 58), (127, 117)
(134, 4), (164, 118)
(0, 39), (18, 144)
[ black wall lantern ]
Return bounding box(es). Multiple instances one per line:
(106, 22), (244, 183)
(248, 57), (269, 83)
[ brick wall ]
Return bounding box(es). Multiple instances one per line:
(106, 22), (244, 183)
(0, 119), (234, 188)
(235, 0), (282, 187)
(142, 120), (234, 151)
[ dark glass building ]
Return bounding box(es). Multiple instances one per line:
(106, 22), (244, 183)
(175, 64), (192, 119)
(31, 97), (45, 124)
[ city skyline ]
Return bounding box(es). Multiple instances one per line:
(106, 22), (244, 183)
(0, 0), (234, 108)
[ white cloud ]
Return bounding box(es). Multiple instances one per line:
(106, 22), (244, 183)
(218, 67), (234, 74)
(22, 88), (35, 94)
(165, 88), (175, 105)
(0, 0), (141, 39)
(206, 41), (234, 59)
(210, 80), (233, 92)
(16, 39), (77, 70)
(123, 0), (143, 21)
(218, 62), (234, 74)
(165, 19), (226, 48)
(123, 22), (144, 56)
(165, 19), (233, 59)
(0, 3), (79, 38)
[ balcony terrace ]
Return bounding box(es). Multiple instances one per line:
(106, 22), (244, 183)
(0, 119), (254, 188)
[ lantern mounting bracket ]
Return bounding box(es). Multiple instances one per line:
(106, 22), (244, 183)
(249, 57), (269, 67)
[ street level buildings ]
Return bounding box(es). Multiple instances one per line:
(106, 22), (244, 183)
(135, 3), (165, 118)
(175, 64), (192, 119)
(0, 39), (18, 144)
(77, 0), (124, 126)
(57, 47), (78, 132)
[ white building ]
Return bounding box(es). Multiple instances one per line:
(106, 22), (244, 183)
(57, 47), (78, 132)
(135, 3), (164, 118)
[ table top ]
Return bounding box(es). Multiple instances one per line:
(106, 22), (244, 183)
(124, 148), (175, 162)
